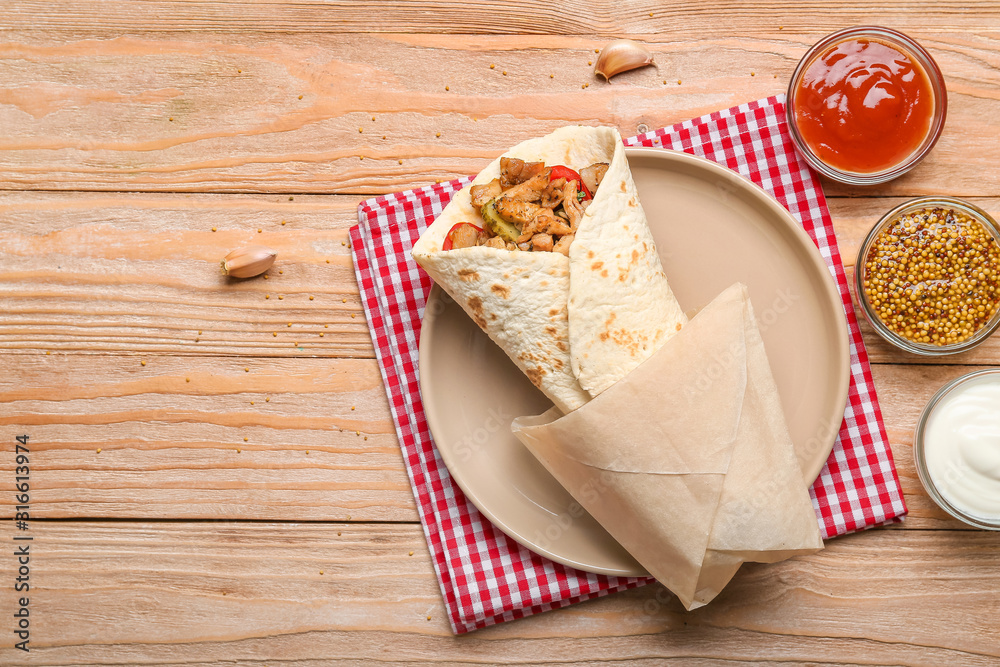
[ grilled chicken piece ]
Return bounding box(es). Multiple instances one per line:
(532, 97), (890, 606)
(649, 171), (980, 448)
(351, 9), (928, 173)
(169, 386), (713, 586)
(448, 224), (482, 249)
(544, 218), (573, 237)
(499, 170), (550, 203)
(481, 236), (507, 249)
(494, 197), (546, 227)
(540, 177), (568, 208)
(553, 233), (574, 256)
(470, 178), (502, 208)
(500, 157), (546, 189)
(580, 162), (609, 195)
(561, 180), (585, 230)
(531, 233), (554, 252)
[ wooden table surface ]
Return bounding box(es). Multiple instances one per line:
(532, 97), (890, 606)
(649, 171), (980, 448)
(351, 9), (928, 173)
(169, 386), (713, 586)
(3, 2), (1000, 664)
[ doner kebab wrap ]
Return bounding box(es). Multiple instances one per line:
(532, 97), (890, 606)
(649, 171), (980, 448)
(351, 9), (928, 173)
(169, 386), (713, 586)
(412, 126), (823, 609)
(413, 126), (686, 411)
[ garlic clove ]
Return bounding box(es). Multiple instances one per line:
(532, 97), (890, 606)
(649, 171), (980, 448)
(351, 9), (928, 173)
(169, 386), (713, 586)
(594, 39), (655, 81)
(222, 245), (277, 278)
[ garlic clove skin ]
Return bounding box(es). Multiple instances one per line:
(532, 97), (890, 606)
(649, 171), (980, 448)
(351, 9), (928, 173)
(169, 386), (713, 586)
(222, 245), (277, 278)
(594, 39), (655, 81)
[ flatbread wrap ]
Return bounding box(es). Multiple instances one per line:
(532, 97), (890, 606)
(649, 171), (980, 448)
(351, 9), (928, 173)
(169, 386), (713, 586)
(411, 126), (687, 412)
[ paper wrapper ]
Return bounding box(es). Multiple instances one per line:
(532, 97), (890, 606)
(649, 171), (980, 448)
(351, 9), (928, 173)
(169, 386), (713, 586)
(511, 283), (824, 609)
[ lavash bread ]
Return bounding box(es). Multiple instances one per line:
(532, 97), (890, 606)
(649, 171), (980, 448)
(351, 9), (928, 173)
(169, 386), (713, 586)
(412, 126), (686, 413)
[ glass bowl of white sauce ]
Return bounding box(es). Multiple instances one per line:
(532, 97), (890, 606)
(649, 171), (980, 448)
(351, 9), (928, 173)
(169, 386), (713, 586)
(915, 369), (1000, 529)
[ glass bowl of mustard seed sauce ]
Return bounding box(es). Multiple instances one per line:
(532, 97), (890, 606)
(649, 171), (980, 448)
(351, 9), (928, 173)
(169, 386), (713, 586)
(856, 197), (1000, 355)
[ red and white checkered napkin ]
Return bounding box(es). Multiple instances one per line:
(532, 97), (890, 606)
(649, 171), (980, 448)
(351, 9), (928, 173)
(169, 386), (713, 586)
(351, 95), (907, 634)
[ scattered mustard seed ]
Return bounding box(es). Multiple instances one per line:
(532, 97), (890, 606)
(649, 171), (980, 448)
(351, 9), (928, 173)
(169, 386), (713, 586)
(245, 368), (249, 372)
(371, 116), (376, 121)
(257, 229), (262, 233)
(409, 551), (414, 556)
(250, 401), (255, 405)
(237, 448), (242, 453)
(244, 437), (248, 442)
(358, 127), (363, 133)
(436, 132), (441, 137)
(278, 296), (283, 300)
(309, 296), (314, 300)
(186, 378), (190, 383)
(265, 295), (270, 299)
(141, 361), (146, 366)
(502, 71), (507, 76)
(97, 448), (102, 453)
(445, 85), (450, 91)
(299, 95), (303, 99)
(265, 397), (269, 402)
(281, 220), (286, 225)
(319, 333), (324, 337)
(212, 227), (217, 232)
(490, 64), (495, 69)
(398, 159), (403, 164)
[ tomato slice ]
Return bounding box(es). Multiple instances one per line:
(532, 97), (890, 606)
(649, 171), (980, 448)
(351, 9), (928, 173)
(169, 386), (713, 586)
(442, 222), (483, 251)
(548, 165), (592, 200)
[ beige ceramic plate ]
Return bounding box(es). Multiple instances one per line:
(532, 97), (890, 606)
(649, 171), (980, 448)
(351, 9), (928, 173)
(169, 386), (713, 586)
(419, 148), (850, 577)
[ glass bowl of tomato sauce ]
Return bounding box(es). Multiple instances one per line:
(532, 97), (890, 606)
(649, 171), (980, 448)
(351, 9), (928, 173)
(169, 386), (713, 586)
(787, 26), (947, 185)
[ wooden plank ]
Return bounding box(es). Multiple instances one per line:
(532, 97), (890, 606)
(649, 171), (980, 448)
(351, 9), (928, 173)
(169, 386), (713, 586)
(0, 192), (372, 357)
(0, 354), (418, 522)
(0, 348), (985, 528)
(3, 1), (1000, 35)
(0, 31), (998, 195)
(0, 521), (998, 664)
(5, 192), (1000, 363)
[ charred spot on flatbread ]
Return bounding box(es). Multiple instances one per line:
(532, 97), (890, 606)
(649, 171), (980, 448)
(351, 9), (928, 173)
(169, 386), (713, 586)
(525, 366), (546, 388)
(490, 283), (511, 299)
(591, 261), (603, 270)
(467, 296), (488, 328)
(458, 268), (480, 282)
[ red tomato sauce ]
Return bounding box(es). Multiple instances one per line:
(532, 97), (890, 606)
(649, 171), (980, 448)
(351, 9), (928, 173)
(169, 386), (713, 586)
(793, 38), (934, 174)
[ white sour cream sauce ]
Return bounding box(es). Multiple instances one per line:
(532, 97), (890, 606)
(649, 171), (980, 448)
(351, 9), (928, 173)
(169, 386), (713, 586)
(924, 374), (1000, 521)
